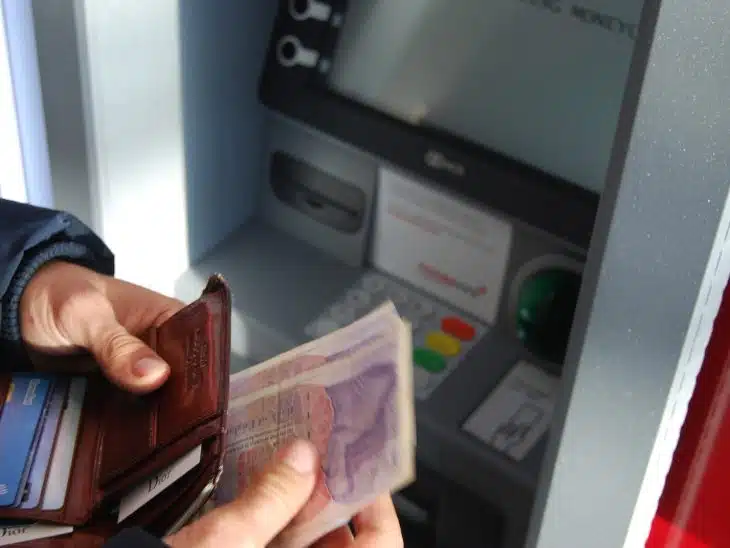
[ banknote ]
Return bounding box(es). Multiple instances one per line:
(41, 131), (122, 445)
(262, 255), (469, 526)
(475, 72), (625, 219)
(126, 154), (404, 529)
(219, 302), (415, 548)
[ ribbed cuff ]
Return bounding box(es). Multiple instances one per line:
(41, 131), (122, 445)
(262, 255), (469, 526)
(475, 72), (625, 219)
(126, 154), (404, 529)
(1, 241), (96, 343)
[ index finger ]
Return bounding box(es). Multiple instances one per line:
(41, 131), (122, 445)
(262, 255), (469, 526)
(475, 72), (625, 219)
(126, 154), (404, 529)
(351, 495), (403, 547)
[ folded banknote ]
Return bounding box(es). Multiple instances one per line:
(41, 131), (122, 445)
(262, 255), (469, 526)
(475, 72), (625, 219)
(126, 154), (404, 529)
(218, 302), (416, 547)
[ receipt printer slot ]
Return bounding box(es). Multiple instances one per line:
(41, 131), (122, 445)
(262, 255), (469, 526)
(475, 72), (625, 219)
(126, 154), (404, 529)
(270, 151), (366, 233)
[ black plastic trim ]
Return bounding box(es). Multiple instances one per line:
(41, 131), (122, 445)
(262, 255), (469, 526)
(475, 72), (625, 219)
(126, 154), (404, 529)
(258, 0), (600, 250)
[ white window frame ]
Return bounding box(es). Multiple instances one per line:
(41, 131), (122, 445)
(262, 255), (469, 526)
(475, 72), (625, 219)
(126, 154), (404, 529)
(0, 2), (28, 204)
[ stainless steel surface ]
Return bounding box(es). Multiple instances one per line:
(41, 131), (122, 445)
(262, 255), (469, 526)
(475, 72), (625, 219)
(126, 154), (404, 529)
(527, 0), (730, 546)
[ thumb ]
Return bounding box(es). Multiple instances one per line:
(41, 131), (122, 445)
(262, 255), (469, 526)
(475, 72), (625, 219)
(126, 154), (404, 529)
(81, 306), (170, 393)
(165, 440), (319, 548)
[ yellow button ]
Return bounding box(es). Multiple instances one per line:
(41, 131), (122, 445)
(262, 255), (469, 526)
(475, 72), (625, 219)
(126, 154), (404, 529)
(425, 331), (461, 357)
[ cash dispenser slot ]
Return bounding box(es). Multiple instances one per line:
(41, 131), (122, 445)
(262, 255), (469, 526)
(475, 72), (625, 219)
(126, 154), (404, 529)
(394, 462), (505, 547)
(394, 479), (438, 546)
(270, 151), (366, 233)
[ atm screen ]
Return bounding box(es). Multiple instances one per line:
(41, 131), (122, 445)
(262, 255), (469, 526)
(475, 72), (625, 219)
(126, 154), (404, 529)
(326, 0), (642, 195)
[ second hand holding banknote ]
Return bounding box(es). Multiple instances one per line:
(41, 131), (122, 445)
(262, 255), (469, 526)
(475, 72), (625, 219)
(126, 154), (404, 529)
(220, 302), (416, 548)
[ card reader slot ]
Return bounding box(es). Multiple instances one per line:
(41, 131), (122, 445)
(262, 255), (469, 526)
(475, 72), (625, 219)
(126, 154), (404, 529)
(270, 151), (366, 233)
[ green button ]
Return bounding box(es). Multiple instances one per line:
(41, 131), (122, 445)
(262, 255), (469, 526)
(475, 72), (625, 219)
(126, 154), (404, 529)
(413, 347), (447, 373)
(516, 268), (581, 364)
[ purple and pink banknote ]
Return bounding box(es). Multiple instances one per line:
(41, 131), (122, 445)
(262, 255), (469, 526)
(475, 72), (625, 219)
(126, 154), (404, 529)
(218, 302), (415, 547)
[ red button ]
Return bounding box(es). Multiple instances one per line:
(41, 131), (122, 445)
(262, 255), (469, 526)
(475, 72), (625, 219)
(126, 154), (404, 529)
(441, 316), (476, 341)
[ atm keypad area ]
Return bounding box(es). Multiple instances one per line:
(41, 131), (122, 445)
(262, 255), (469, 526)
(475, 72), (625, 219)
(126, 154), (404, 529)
(175, 118), (585, 548)
(305, 271), (489, 400)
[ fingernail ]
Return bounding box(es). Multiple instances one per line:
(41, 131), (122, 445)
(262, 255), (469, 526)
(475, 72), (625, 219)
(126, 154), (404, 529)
(133, 358), (168, 378)
(278, 440), (317, 474)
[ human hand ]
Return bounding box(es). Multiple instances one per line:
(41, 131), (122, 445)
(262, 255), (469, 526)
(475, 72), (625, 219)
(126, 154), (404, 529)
(307, 495), (403, 548)
(165, 439), (403, 548)
(19, 260), (184, 393)
(20, 263), (405, 546)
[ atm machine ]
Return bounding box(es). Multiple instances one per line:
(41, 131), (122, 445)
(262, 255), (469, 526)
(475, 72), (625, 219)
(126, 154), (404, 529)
(160, 0), (730, 547)
(173, 0), (631, 545)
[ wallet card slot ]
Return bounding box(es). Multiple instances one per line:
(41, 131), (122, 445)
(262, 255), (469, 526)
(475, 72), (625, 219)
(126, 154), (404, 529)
(73, 437), (220, 541)
(96, 387), (159, 485)
(73, 449), (219, 546)
(0, 374), (106, 526)
(99, 418), (223, 497)
(59, 375), (106, 525)
(113, 438), (220, 530)
(54, 374), (106, 525)
(133, 456), (219, 537)
(2, 535), (79, 548)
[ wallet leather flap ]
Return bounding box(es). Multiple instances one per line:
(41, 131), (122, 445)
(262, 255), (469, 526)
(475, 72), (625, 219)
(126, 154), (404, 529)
(97, 274), (231, 488)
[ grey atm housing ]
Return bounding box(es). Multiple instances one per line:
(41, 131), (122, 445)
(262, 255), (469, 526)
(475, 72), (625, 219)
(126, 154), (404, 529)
(25, 0), (730, 546)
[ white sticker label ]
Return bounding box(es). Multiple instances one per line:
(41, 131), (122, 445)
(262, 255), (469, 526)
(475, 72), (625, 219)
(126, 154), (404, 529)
(0, 523), (73, 546)
(117, 444), (202, 523)
(373, 167), (512, 324)
(463, 361), (559, 461)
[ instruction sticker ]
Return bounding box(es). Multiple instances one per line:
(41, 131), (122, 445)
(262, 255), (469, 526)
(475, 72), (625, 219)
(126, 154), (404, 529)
(372, 167), (513, 325)
(463, 361), (559, 461)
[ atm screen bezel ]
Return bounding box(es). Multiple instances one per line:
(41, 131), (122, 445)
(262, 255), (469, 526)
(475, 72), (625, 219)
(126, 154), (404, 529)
(258, 0), (601, 250)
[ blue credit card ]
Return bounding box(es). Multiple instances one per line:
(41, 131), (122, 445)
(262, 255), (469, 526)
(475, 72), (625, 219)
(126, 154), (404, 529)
(20, 379), (68, 509)
(0, 375), (54, 507)
(14, 398), (52, 509)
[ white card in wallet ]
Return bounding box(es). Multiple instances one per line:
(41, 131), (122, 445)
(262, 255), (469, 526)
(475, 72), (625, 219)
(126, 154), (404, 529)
(0, 523), (74, 546)
(117, 445), (202, 523)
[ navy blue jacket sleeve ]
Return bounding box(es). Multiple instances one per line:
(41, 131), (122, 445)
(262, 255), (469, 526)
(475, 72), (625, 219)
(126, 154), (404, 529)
(0, 198), (114, 360)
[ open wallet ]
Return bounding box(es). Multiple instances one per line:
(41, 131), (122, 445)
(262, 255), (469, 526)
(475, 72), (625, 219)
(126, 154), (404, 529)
(0, 275), (231, 547)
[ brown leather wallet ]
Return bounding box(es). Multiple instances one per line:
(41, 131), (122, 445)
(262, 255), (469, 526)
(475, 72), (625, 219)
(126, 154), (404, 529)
(0, 275), (231, 547)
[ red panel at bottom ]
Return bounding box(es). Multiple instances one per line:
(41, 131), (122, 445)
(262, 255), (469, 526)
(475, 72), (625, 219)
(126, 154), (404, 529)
(647, 516), (707, 548)
(647, 281), (730, 547)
